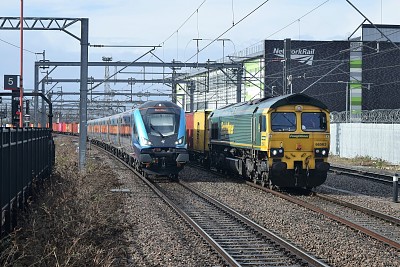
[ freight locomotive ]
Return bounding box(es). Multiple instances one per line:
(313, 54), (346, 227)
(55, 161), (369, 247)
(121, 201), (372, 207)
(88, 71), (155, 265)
(54, 101), (189, 177)
(186, 93), (330, 189)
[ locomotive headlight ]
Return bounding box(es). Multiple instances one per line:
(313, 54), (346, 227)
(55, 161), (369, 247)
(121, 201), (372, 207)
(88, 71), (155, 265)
(270, 148), (284, 157)
(175, 137), (184, 145)
(140, 136), (152, 146)
(314, 148), (329, 157)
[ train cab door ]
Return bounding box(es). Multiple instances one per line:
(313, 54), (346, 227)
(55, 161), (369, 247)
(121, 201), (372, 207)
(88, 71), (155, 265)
(258, 114), (267, 149)
(107, 118), (110, 143)
(117, 117), (121, 147)
(252, 108), (262, 149)
(252, 115), (263, 149)
(251, 116), (256, 149)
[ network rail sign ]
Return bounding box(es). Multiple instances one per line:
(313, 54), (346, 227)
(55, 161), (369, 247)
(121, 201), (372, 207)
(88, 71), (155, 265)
(4, 75), (19, 90)
(272, 48), (315, 66)
(264, 40), (350, 112)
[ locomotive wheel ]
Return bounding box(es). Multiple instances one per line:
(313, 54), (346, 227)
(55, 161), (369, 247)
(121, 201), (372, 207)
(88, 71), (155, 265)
(170, 174), (179, 182)
(268, 179), (274, 190)
(260, 172), (267, 187)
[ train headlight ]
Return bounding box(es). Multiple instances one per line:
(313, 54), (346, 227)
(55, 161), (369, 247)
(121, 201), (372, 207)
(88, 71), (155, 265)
(270, 148), (284, 157)
(175, 137), (184, 145)
(140, 136), (152, 146)
(314, 148), (329, 157)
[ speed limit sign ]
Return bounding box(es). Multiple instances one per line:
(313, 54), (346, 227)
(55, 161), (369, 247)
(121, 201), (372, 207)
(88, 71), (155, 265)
(4, 75), (19, 90)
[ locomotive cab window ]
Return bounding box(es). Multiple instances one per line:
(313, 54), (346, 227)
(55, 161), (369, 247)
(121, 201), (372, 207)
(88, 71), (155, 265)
(271, 112), (296, 132)
(147, 114), (176, 137)
(301, 112), (327, 131)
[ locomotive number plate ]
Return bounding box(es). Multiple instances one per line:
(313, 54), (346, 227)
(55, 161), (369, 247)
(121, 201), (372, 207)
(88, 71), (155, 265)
(314, 141), (328, 147)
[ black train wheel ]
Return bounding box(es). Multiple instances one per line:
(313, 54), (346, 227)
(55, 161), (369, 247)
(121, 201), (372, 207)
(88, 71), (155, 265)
(268, 178), (274, 190)
(260, 172), (268, 187)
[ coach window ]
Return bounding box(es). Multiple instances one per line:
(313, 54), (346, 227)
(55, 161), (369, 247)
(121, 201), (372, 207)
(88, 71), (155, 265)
(271, 112), (296, 132)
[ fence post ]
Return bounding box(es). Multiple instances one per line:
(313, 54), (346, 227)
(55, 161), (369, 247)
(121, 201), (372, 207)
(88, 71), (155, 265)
(393, 173), (398, 203)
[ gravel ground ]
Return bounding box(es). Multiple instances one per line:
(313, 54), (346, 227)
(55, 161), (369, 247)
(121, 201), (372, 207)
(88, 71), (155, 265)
(179, 167), (400, 267)
(316, 173), (400, 218)
(8, 135), (397, 267)
(97, 150), (224, 267)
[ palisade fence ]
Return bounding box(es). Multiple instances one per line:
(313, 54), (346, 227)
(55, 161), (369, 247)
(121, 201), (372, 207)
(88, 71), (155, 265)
(0, 127), (55, 236)
(330, 109), (400, 164)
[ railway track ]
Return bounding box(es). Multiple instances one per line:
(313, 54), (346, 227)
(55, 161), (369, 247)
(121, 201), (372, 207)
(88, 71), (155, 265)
(244, 183), (400, 250)
(98, 147), (329, 266)
(330, 164), (397, 185)
(246, 184), (400, 251)
(157, 181), (329, 267)
(189, 163), (400, 250)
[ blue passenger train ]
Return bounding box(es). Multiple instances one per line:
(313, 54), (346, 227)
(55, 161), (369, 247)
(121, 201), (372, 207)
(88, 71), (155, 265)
(88, 101), (189, 177)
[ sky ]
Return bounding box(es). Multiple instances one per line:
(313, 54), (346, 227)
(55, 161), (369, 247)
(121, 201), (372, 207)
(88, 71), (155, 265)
(0, 0), (399, 106)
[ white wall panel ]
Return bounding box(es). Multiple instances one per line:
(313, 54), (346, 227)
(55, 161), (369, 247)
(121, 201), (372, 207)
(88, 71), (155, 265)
(330, 123), (400, 164)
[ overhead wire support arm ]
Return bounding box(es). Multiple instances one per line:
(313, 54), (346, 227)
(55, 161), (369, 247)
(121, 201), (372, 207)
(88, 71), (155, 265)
(89, 47), (156, 92)
(0, 17), (82, 41)
(90, 44), (161, 48)
(345, 0), (400, 50)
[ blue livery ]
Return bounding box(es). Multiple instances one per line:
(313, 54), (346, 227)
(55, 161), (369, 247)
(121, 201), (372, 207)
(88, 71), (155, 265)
(88, 101), (189, 176)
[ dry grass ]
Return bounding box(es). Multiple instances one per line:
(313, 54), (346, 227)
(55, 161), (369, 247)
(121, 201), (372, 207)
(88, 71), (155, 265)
(329, 154), (400, 171)
(0, 136), (128, 266)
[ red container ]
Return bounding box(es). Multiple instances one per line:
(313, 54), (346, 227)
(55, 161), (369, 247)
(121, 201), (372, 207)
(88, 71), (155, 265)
(185, 112), (194, 150)
(72, 123), (79, 135)
(61, 123), (67, 133)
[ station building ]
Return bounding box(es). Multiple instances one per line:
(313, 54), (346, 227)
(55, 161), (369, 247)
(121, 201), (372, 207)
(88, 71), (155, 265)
(182, 24), (400, 115)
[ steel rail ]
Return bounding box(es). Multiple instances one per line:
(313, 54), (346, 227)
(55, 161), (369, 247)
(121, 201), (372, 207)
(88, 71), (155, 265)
(95, 145), (330, 266)
(247, 182), (400, 251)
(180, 181), (330, 267)
(91, 142), (240, 267)
(330, 165), (396, 185)
(316, 193), (400, 226)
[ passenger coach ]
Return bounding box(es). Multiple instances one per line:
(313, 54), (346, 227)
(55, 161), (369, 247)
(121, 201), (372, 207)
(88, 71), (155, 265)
(88, 101), (189, 177)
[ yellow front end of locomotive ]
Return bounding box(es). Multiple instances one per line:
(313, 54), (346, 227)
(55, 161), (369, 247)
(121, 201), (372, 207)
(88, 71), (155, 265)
(265, 104), (330, 167)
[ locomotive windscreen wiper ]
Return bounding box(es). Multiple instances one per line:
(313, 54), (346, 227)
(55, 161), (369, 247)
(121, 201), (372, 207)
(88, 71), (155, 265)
(150, 123), (164, 138)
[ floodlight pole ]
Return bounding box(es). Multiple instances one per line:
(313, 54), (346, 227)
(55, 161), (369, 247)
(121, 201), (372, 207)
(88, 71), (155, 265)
(79, 18), (89, 171)
(19, 0), (24, 128)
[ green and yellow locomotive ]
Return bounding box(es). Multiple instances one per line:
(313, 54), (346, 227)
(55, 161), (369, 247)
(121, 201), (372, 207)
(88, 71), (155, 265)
(187, 93), (330, 189)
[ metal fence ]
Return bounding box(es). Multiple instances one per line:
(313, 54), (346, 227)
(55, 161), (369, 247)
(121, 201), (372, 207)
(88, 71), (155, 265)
(331, 109), (400, 123)
(0, 127), (55, 236)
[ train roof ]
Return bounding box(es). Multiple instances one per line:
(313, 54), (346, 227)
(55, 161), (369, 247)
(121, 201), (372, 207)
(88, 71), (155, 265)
(138, 100), (181, 109)
(211, 93), (329, 118)
(258, 93), (328, 110)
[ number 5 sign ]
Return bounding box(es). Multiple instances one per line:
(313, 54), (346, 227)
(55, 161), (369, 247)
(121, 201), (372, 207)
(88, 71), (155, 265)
(4, 75), (19, 90)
